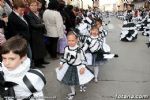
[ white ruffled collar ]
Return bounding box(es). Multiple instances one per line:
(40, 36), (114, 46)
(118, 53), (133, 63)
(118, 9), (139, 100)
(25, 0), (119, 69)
(90, 35), (98, 39)
(68, 44), (78, 50)
(2, 57), (30, 77)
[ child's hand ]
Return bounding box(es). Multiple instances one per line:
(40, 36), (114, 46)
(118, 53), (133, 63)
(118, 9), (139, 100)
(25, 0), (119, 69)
(59, 64), (63, 70)
(79, 67), (85, 75)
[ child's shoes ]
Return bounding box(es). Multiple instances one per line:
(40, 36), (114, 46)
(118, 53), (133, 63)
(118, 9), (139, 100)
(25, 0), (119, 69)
(66, 93), (76, 100)
(80, 85), (86, 92)
(94, 78), (98, 83)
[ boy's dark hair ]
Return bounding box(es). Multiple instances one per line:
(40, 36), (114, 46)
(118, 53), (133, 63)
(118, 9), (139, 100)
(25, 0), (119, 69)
(13, 0), (26, 9)
(1, 36), (27, 58)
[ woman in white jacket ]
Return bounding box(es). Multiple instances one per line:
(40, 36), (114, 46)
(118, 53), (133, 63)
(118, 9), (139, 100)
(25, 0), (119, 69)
(43, 1), (64, 59)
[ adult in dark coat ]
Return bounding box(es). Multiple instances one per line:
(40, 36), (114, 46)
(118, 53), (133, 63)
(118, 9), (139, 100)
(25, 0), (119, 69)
(25, 0), (48, 68)
(64, 5), (76, 32)
(57, 1), (72, 33)
(7, 0), (32, 61)
(7, 1), (30, 41)
(7, 11), (30, 40)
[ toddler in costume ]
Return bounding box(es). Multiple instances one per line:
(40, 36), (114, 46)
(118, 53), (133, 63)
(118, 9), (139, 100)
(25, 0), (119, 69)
(82, 25), (118, 82)
(56, 31), (94, 100)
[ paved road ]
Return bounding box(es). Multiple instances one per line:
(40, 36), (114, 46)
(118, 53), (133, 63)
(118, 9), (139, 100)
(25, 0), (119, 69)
(42, 17), (150, 100)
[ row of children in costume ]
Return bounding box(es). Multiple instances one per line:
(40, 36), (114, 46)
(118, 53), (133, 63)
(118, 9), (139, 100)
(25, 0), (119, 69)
(75, 12), (112, 83)
(136, 10), (150, 36)
(56, 21), (118, 100)
(120, 8), (150, 46)
(75, 11), (116, 84)
(0, 36), (46, 100)
(120, 8), (138, 42)
(56, 9), (105, 54)
(136, 11), (150, 48)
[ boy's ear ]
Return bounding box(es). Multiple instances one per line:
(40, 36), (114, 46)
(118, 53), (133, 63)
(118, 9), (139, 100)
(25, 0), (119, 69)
(21, 55), (27, 62)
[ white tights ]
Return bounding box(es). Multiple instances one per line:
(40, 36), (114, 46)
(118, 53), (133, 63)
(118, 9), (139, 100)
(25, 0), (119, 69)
(94, 66), (99, 79)
(69, 85), (75, 95)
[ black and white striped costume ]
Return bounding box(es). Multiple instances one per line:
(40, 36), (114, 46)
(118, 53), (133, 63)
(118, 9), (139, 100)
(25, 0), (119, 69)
(142, 17), (150, 36)
(132, 15), (142, 29)
(122, 10), (141, 41)
(99, 27), (108, 43)
(145, 18), (150, 48)
(83, 16), (93, 31)
(120, 21), (138, 41)
(82, 35), (117, 66)
(123, 0), (129, 4)
(56, 45), (94, 85)
(125, 10), (134, 22)
(75, 22), (89, 36)
(138, 14), (149, 33)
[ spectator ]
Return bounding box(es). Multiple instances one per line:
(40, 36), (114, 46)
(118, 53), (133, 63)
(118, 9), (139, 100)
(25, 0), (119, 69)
(25, 0), (48, 68)
(43, 0), (63, 59)
(7, 0), (32, 60)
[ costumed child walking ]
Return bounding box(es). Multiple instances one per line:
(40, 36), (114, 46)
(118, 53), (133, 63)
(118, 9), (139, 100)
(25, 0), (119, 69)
(82, 25), (118, 82)
(0, 36), (46, 100)
(95, 18), (108, 43)
(56, 31), (94, 100)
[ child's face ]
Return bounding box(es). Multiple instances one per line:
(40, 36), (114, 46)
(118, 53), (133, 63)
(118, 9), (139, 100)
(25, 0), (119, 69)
(67, 34), (78, 47)
(95, 21), (102, 28)
(2, 51), (25, 71)
(90, 28), (99, 37)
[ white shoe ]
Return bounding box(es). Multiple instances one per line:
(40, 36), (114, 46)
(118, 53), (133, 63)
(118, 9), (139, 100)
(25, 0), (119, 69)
(80, 86), (83, 92)
(82, 86), (86, 92)
(66, 93), (76, 100)
(94, 78), (98, 83)
(67, 95), (74, 100)
(80, 85), (86, 92)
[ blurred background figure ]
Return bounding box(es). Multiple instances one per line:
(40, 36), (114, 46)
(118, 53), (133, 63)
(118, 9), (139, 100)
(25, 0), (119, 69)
(43, 0), (64, 60)
(25, 0), (48, 68)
